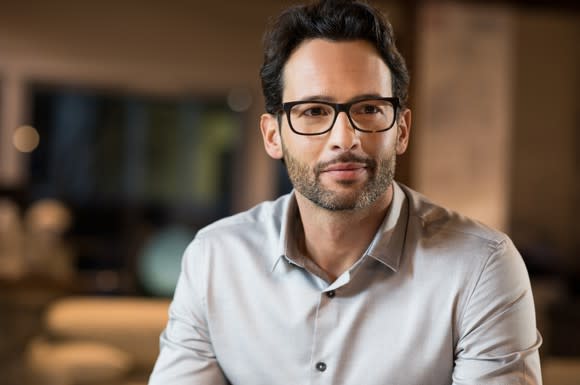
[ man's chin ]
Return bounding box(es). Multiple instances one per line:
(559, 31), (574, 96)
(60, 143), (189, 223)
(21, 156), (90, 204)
(319, 177), (366, 191)
(308, 190), (364, 211)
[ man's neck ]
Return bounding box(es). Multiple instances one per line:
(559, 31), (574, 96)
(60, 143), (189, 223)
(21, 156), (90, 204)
(294, 185), (393, 282)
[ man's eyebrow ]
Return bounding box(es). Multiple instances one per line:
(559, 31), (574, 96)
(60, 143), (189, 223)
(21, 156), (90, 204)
(294, 93), (388, 103)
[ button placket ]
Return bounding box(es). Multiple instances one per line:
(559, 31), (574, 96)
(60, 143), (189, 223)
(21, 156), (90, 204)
(310, 289), (339, 382)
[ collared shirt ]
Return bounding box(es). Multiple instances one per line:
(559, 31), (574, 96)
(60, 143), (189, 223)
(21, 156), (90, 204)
(149, 183), (542, 385)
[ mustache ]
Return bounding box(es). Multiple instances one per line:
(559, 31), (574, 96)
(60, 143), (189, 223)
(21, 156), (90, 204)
(314, 153), (377, 175)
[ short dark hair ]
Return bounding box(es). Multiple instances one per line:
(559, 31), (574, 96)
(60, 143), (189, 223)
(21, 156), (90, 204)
(260, 0), (410, 114)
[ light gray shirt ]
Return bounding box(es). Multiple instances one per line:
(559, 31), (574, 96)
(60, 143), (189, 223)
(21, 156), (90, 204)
(149, 183), (542, 385)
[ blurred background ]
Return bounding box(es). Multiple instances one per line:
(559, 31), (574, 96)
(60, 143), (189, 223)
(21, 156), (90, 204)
(0, 0), (578, 384)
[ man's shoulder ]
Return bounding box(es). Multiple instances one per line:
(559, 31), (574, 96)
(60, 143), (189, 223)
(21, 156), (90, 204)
(398, 184), (522, 287)
(195, 193), (291, 240)
(399, 184), (509, 248)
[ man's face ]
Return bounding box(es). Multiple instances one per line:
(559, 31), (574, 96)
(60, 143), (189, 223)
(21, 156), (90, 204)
(261, 39), (410, 211)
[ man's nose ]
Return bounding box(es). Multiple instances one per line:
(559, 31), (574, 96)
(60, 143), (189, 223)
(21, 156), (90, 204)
(328, 111), (361, 151)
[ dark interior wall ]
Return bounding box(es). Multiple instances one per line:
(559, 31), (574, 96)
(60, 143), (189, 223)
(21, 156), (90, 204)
(0, 1), (292, 91)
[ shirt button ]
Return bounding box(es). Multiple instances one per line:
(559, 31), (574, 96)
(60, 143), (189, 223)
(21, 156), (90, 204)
(326, 290), (336, 298)
(315, 361), (327, 372)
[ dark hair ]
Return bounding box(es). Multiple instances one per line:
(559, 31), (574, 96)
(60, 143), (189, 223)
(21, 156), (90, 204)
(260, 0), (410, 114)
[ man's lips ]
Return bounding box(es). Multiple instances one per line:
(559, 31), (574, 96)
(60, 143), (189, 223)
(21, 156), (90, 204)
(319, 163), (369, 181)
(321, 162), (367, 172)
(315, 155), (376, 181)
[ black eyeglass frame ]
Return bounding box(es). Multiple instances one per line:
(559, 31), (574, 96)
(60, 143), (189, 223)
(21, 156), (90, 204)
(279, 97), (400, 136)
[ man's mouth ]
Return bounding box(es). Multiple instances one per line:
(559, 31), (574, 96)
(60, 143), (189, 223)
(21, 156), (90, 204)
(321, 163), (367, 172)
(316, 153), (376, 176)
(318, 161), (371, 182)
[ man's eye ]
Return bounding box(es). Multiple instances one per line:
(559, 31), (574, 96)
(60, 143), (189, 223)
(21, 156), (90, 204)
(304, 107), (327, 116)
(361, 105), (381, 114)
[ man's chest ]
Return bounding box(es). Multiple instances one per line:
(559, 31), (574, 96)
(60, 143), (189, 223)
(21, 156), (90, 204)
(204, 262), (457, 385)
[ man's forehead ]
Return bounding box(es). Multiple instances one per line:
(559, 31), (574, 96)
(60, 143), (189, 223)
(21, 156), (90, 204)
(281, 38), (393, 100)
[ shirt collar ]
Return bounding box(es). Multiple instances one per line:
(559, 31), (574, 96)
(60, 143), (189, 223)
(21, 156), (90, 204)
(271, 182), (408, 273)
(364, 182), (408, 272)
(271, 191), (299, 272)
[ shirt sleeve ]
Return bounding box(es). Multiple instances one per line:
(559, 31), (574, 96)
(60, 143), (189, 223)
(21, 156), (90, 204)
(148, 238), (229, 385)
(452, 237), (543, 385)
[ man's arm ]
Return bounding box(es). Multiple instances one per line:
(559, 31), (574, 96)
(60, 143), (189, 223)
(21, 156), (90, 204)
(148, 239), (229, 385)
(452, 238), (543, 385)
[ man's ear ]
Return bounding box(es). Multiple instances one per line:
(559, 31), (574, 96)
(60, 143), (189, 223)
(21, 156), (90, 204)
(260, 113), (284, 159)
(395, 108), (411, 155)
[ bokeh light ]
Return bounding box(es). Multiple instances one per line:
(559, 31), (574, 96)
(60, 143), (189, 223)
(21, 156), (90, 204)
(12, 125), (40, 153)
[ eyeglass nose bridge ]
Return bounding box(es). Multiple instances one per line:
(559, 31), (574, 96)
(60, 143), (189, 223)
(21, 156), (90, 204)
(330, 102), (359, 132)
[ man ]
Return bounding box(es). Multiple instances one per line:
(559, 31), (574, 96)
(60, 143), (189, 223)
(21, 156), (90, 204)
(149, 1), (542, 384)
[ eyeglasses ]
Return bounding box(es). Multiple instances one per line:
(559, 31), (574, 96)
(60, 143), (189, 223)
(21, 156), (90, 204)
(280, 97), (399, 136)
